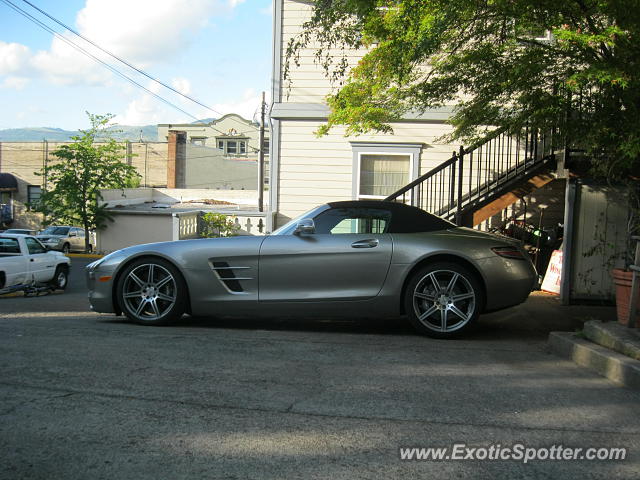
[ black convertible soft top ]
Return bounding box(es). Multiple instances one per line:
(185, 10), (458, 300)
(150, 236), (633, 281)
(326, 200), (453, 233)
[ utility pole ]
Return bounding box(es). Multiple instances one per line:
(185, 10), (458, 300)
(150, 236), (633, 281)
(258, 91), (265, 212)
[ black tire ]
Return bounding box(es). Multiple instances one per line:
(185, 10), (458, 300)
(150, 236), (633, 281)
(62, 243), (70, 254)
(116, 257), (186, 326)
(50, 265), (69, 291)
(404, 262), (484, 338)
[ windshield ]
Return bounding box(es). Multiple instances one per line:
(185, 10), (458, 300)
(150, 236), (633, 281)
(41, 227), (70, 235)
(271, 205), (330, 235)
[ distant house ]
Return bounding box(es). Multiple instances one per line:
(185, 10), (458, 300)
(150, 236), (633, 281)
(157, 113), (269, 160)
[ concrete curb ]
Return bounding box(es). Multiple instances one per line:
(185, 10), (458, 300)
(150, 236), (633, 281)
(548, 331), (640, 390)
(583, 320), (640, 361)
(67, 253), (103, 259)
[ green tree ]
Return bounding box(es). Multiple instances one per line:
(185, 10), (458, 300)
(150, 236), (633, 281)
(35, 113), (141, 252)
(286, 0), (640, 177)
(199, 212), (240, 238)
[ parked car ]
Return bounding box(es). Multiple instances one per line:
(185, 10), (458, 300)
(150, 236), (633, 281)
(3, 228), (39, 235)
(37, 226), (95, 253)
(0, 234), (71, 293)
(86, 201), (537, 338)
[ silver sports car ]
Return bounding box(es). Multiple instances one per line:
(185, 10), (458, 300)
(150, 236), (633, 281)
(86, 201), (537, 338)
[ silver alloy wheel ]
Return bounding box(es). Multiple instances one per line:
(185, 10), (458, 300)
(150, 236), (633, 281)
(121, 263), (177, 321)
(56, 270), (67, 289)
(412, 269), (476, 333)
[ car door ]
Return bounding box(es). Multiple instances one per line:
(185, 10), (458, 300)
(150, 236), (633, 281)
(0, 237), (28, 287)
(24, 237), (53, 282)
(259, 206), (393, 302)
(74, 228), (86, 251)
(68, 228), (81, 251)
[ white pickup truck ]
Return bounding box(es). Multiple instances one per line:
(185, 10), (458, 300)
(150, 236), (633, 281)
(0, 234), (71, 294)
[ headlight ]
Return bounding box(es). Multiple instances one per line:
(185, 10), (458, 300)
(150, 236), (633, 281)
(87, 250), (127, 271)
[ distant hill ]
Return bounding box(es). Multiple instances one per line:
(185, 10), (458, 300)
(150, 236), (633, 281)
(0, 125), (159, 142)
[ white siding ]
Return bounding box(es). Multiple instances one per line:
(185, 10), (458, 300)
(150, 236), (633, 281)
(276, 120), (459, 224)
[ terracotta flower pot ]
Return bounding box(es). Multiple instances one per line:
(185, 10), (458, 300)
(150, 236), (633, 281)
(612, 268), (640, 327)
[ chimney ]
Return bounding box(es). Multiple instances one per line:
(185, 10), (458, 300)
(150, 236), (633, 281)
(167, 130), (187, 188)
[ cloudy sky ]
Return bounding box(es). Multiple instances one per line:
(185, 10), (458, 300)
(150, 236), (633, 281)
(0, 0), (272, 129)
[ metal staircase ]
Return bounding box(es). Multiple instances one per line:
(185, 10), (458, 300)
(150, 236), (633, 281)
(384, 127), (558, 227)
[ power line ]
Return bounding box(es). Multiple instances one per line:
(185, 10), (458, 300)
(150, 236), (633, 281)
(0, 0), (202, 122)
(18, 0), (268, 141)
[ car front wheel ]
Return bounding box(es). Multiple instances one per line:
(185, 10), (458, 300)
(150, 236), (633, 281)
(116, 258), (186, 325)
(50, 266), (69, 290)
(404, 262), (483, 338)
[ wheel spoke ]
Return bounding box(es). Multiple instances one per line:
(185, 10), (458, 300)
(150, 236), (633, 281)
(445, 273), (460, 294)
(129, 272), (145, 288)
(147, 264), (155, 284)
(440, 309), (448, 331)
(452, 292), (474, 302)
(155, 275), (173, 289)
(418, 304), (438, 322)
(157, 292), (175, 302)
(414, 291), (436, 301)
(149, 299), (161, 317)
(134, 299), (147, 316)
(123, 290), (143, 299)
(427, 272), (440, 292)
(450, 305), (470, 322)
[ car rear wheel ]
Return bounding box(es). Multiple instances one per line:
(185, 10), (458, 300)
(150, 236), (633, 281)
(50, 266), (69, 290)
(62, 243), (70, 254)
(116, 258), (186, 325)
(404, 262), (483, 338)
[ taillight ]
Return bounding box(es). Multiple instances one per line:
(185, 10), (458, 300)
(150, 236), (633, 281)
(491, 246), (526, 259)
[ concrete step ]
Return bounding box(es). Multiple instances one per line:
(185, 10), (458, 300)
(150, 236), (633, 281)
(583, 320), (640, 361)
(548, 331), (640, 390)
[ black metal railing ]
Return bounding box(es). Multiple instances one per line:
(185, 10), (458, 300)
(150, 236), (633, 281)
(384, 128), (556, 226)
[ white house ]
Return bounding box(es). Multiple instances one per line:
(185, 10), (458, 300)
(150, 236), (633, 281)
(268, 1), (573, 230)
(268, 0), (463, 231)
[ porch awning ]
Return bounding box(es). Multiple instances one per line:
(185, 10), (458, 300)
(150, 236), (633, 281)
(0, 173), (18, 191)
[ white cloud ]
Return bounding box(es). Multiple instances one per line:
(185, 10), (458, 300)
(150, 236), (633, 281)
(0, 41), (32, 75)
(31, 35), (108, 86)
(208, 88), (268, 121)
(114, 81), (168, 125)
(1, 76), (29, 89)
(171, 77), (191, 96)
(1, 0), (243, 87)
(75, 0), (226, 67)
(114, 87), (269, 126)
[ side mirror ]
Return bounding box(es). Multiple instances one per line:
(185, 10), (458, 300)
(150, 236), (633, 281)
(293, 218), (315, 235)
(68, 231), (76, 237)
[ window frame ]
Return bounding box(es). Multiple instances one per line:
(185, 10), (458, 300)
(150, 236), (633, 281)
(350, 142), (422, 201)
(25, 236), (46, 255)
(27, 185), (42, 207)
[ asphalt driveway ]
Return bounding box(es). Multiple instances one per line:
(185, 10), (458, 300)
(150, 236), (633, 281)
(0, 258), (638, 479)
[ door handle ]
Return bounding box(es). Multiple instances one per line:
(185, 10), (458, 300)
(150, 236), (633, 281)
(351, 239), (379, 248)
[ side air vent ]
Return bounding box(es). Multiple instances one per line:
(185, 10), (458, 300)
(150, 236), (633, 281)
(210, 261), (253, 294)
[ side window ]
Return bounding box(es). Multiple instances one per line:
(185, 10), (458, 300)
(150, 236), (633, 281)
(0, 238), (21, 254)
(314, 208), (392, 235)
(77, 229), (85, 237)
(25, 237), (46, 255)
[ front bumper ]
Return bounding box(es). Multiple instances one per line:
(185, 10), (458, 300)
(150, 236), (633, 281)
(86, 262), (117, 313)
